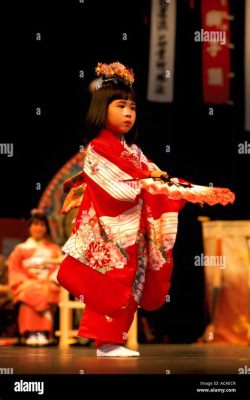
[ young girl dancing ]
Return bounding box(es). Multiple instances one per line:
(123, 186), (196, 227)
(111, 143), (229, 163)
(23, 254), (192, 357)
(57, 61), (235, 357)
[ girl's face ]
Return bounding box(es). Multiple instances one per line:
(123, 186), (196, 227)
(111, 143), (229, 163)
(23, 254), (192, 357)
(29, 220), (47, 241)
(106, 99), (136, 135)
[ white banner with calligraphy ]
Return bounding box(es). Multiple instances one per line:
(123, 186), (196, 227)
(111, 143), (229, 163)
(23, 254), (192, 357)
(147, 0), (176, 102)
(245, 0), (250, 131)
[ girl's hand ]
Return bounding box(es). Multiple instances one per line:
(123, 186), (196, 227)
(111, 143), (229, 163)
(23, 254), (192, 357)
(150, 170), (169, 183)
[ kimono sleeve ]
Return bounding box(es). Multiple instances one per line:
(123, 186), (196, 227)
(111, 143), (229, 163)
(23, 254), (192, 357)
(7, 245), (30, 289)
(132, 145), (235, 207)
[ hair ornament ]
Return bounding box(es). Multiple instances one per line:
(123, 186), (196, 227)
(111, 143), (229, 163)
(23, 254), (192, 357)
(95, 61), (134, 89)
(30, 208), (46, 218)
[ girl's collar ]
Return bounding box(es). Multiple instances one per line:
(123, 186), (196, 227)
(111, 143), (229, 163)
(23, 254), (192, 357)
(99, 129), (126, 146)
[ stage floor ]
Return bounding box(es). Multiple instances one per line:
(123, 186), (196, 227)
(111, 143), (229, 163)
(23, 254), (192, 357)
(0, 344), (249, 374)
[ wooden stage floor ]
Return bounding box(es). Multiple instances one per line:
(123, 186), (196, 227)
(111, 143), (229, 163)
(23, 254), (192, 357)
(1, 343), (249, 374)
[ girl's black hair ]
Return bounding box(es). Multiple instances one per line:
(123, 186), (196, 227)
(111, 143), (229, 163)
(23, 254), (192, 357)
(28, 210), (51, 237)
(83, 82), (137, 145)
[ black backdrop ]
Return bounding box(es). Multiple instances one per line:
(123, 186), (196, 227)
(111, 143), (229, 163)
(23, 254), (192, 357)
(1, 0), (249, 342)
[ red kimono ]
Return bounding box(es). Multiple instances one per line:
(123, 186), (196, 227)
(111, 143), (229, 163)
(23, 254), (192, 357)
(7, 237), (62, 336)
(58, 129), (235, 346)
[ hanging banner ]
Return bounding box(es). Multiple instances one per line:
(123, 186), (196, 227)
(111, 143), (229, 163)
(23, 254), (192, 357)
(200, 0), (231, 103)
(147, 0), (176, 102)
(245, 0), (250, 131)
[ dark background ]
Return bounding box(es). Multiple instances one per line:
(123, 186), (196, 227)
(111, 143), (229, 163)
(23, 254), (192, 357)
(1, 0), (249, 342)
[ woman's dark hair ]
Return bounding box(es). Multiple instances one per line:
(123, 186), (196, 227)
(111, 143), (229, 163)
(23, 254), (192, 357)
(28, 209), (51, 237)
(83, 82), (137, 145)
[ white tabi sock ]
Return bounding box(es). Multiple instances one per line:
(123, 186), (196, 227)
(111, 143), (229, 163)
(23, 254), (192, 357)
(96, 344), (140, 357)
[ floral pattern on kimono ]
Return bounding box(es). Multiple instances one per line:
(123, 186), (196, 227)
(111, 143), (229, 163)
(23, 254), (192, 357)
(132, 232), (147, 304)
(62, 201), (143, 275)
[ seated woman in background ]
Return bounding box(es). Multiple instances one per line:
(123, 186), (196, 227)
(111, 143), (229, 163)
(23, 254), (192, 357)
(7, 209), (63, 345)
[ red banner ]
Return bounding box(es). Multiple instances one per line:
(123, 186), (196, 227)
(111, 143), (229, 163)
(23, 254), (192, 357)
(201, 0), (231, 103)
